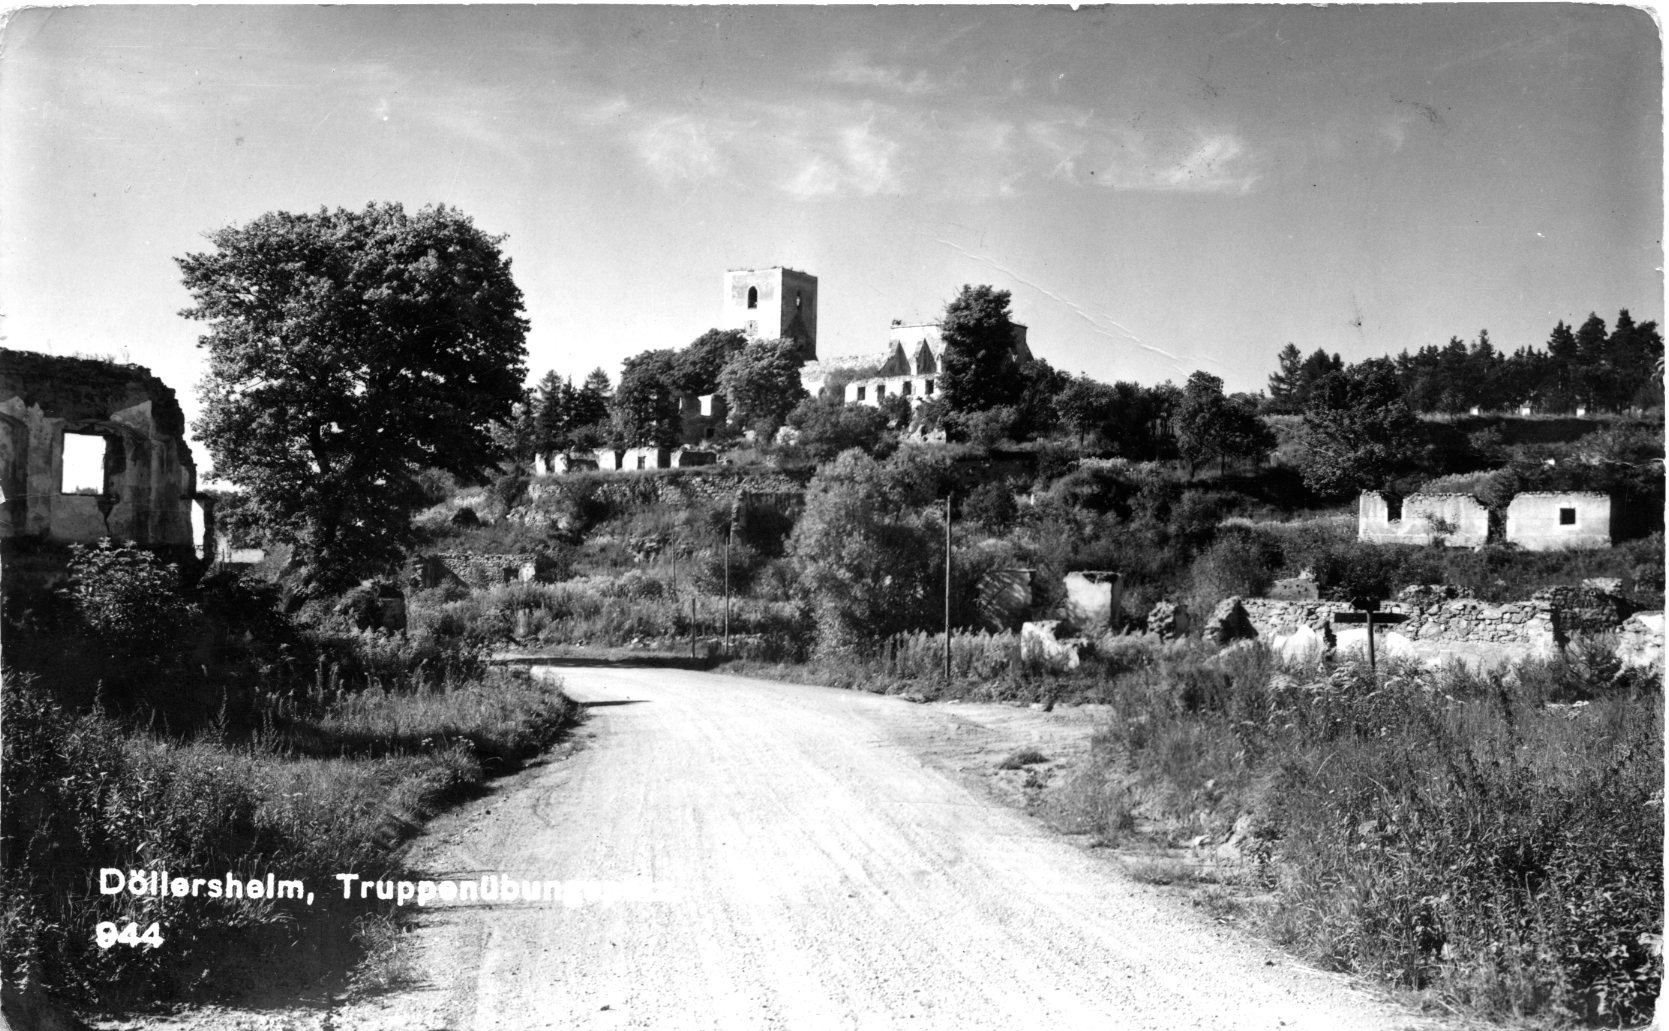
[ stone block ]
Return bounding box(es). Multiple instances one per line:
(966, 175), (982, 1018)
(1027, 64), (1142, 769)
(1021, 620), (1083, 672)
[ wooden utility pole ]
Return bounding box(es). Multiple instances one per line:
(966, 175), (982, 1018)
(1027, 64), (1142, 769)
(943, 494), (952, 682)
(690, 596), (697, 660)
(722, 530), (731, 658)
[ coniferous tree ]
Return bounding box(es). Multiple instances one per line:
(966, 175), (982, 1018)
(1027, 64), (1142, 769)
(1266, 343), (1305, 412)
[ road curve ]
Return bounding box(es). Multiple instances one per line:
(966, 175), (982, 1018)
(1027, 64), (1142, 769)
(340, 666), (1434, 1031)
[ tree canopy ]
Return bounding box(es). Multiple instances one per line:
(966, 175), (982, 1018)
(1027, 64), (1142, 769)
(613, 349), (682, 447)
(178, 202), (527, 588)
(938, 285), (1023, 414)
(717, 338), (809, 436)
(1173, 371), (1274, 477)
(1296, 359), (1421, 498)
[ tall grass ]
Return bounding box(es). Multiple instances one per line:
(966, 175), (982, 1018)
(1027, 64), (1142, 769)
(1, 664), (576, 1009)
(409, 577), (806, 651)
(1058, 640), (1662, 1025)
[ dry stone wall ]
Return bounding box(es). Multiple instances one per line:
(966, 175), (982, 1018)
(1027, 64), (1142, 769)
(1239, 585), (1646, 654)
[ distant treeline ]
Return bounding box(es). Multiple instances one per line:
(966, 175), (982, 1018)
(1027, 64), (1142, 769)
(1266, 310), (1664, 415)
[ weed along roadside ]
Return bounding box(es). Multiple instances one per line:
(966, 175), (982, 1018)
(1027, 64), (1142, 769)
(1, 542), (580, 1026)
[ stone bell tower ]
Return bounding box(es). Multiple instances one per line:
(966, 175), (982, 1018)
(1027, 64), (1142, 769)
(720, 266), (818, 363)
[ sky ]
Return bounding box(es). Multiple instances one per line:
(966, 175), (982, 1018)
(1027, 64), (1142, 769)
(1, 4), (1661, 469)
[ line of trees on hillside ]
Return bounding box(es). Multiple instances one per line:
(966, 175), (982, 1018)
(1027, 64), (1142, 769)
(507, 285), (1280, 478)
(1267, 311), (1664, 415)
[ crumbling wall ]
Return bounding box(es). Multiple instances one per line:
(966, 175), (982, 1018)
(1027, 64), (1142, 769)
(415, 552), (543, 590)
(1063, 571), (1121, 634)
(977, 568), (1035, 632)
(1506, 491), (1612, 551)
(1358, 492), (1488, 546)
(1239, 584), (1639, 661)
(0, 348), (197, 550)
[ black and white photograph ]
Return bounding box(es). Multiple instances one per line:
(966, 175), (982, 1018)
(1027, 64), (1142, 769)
(0, 4), (1663, 1029)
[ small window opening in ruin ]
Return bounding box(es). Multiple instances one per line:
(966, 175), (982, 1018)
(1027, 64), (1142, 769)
(636, 456), (647, 470)
(1559, 507), (1576, 525)
(746, 286), (758, 310)
(61, 431), (110, 495)
(856, 386), (866, 401)
(875, 384), (886, 399)
(1385, 495), (1404, 522)
(925, 379), (935, 394)
(902, 380), (913, 396)
(795, 292), (803, 309)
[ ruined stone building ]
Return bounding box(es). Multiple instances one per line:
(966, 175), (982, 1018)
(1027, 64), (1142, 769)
(1359, 489), (1615, 551)
(838, 320), (1031, 409)
(0, 349), (198, 558)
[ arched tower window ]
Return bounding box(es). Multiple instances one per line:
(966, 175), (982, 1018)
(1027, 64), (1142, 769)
(795, 292), (802, 309)
(746, 286), (758, 309)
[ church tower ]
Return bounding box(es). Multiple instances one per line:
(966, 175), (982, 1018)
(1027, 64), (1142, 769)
(721, 267), (818, 363)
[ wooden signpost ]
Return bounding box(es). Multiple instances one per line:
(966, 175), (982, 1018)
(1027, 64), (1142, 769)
(1331, 596), (1409, 672)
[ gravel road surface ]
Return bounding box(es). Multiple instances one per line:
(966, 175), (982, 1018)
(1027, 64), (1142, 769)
(320, 664), (1438, 1031)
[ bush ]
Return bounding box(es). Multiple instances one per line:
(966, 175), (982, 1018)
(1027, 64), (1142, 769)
(1062, 644), (1663, 1025)
(1189, 526), (1283, 605)
(60, 540), (197, 658)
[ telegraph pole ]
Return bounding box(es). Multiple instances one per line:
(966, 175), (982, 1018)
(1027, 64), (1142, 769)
(943, 493), (952, 682)
(722, 529), (731, 658)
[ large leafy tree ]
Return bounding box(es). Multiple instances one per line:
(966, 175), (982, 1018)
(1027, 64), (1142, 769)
(179, 202), (528, 589)
(1296, 359), (1421, 498)
(938, 285), (1023, 414)
(613, 349), (682, 447)
(717, 338), (809, 436)
(1172, 372), (1275, 477)
(1056, 376), (1120, 449)
(673, 328), (749, 396)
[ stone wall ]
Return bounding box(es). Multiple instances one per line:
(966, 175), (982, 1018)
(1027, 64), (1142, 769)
(1239, 594), (1554, 649)
(528, 469), (807, 511)
(1359, 491), (1489, 546)
(0, 348), (197, 552)
(416, 552), (542, 590)
(1506, 491), (1612, 551)
(1064, 571), (1121, 633)
(1237, 584), (1650, 665)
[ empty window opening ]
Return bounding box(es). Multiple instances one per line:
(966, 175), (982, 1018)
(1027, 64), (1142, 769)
(636, 456), (647, 470)
(875, 384), (886, 399)
(856, 386), (866, 401)
(61, 431), (110, 495)
(902, 380), (913, 396)
(1559, 507), (1576, 525)
(925, 379), (935, 395)
(1385, 495), (1404, 522)
(795, 292), (803, 309)
(746, 286), (758, 310)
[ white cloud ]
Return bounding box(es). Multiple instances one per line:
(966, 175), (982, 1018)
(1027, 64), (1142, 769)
(1148, 132), (1260, 194)
(632, 116), (728, 183)
(820, 52), (942, 95)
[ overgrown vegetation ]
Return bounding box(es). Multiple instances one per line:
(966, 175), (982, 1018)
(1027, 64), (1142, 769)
(0, 541), (576, 1010)
(1045, 639), (1662, 1026)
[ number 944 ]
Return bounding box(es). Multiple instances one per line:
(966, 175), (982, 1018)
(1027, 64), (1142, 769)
(95, 922), (163, 949)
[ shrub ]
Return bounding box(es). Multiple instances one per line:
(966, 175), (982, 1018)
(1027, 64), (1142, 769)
(1189, 526), (1283, 605)
(60, 540), (197, 657)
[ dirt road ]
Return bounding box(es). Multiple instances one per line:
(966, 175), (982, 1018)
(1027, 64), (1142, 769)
(331, 665), (1433, 1031)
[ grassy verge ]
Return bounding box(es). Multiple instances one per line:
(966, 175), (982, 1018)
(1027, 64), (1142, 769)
(1048, 640), (1662, 1027)
(1, 663), (576, 1012)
